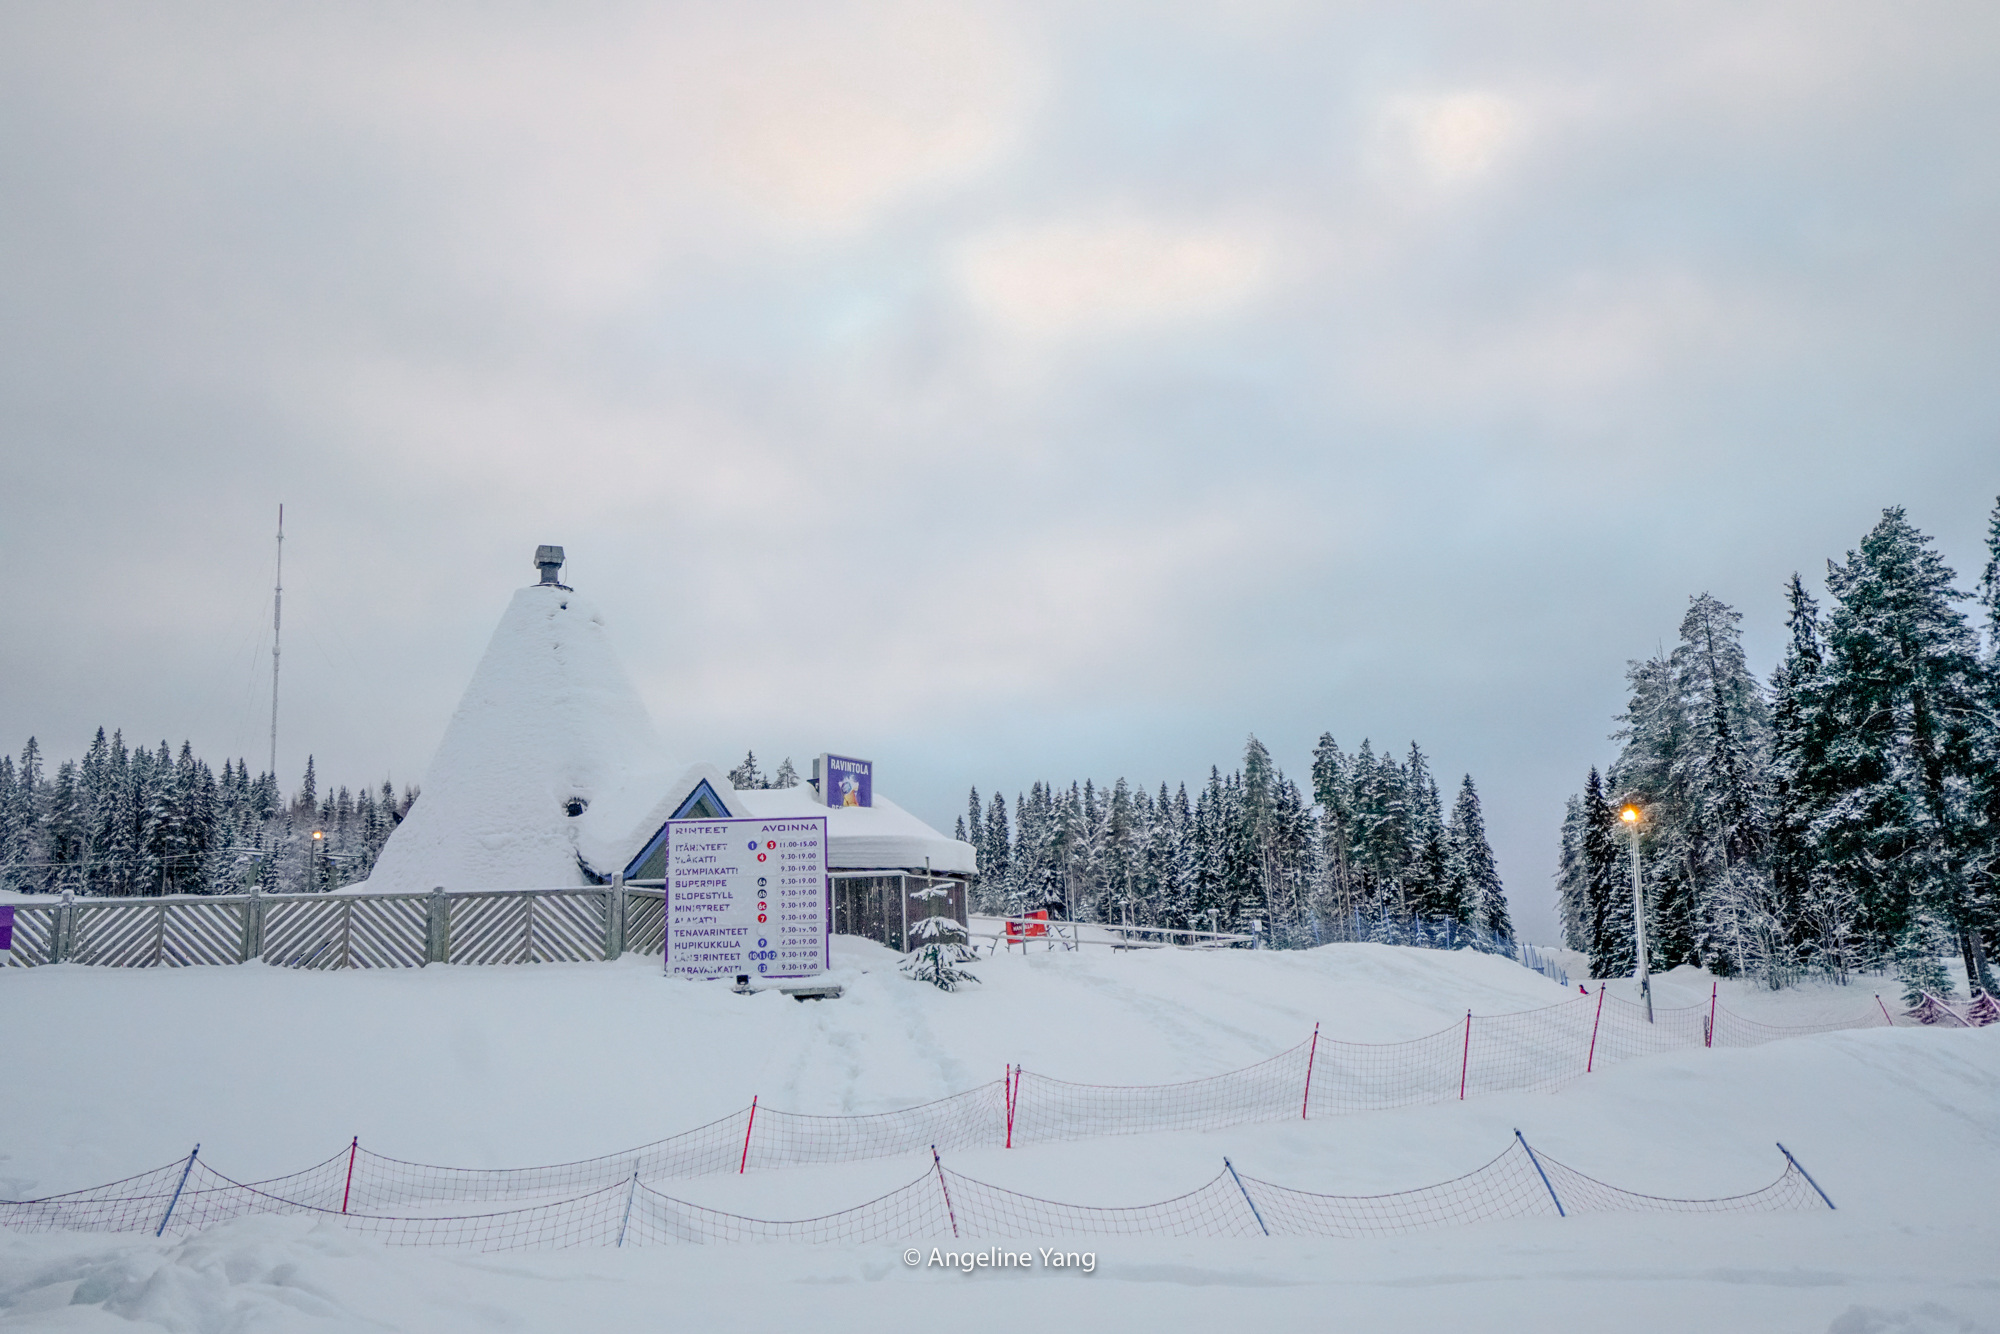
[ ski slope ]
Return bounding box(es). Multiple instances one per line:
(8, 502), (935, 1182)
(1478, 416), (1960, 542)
(1, 941), (1994, 1333)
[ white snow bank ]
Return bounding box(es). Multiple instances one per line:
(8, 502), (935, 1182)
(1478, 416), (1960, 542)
(0, 943), (1899, 1194)
(3, 945), (1994, 1333)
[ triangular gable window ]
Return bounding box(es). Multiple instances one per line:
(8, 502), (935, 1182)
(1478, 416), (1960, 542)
(623, 781), (732, 881)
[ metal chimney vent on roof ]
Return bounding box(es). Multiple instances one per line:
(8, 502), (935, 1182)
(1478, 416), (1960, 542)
(534, 545), (568, 587)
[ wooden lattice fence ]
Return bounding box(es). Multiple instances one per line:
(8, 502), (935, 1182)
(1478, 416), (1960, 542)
(0, 882), (668, 970)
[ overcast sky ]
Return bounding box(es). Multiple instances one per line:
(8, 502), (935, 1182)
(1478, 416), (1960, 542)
(3, 0), (1996, 940)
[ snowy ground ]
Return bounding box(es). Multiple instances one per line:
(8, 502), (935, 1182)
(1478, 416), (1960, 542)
(2, 940), (1995, 1332)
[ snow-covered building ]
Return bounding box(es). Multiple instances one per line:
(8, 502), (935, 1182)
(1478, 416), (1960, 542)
(364, 549), (974, 951)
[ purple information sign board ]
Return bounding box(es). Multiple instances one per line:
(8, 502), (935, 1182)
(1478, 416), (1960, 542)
(664, 816), (829, 981)
(821, 754), (872, 809)
(0, 904), (13, 953)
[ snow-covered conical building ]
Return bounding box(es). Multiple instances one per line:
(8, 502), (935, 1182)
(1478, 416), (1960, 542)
(364, 575), (675, 893)
(367, 550), (974, 951)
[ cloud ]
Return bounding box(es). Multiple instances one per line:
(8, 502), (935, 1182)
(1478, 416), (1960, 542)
(649, 497), (1291, 734)
(952, 212), (1275, 339)
(1375, 90), (1526, 188)
(3, 0), (1998, 950)
(4, 2), (1042, 312)
(701, 6), (1040, 231)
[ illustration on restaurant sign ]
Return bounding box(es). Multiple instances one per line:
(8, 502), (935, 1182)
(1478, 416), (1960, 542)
(664, 817), (829, 980)
(818, 753), (872, 809)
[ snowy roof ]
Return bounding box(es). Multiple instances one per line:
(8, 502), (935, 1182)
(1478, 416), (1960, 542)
(575, 764), (976, 879)
(365, 580), (973, 893)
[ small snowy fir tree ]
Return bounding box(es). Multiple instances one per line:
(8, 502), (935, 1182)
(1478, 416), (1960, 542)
(770, 757), (798, 789)
(1893, 913), (1956, 1005)
(727, 752), (765, 790)
(1964, 990), (2000, 1027)
(901, 884), (978, 991)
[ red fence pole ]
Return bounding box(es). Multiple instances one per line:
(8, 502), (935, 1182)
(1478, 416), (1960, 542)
(1707, 982), (1718, 1048)
(931, 1145), (959, 1238)
(739, 1096), (758, 1174)
(1586, 985), (1606, 1073)
(1459, 1011), (1472, 1100)
(1004, 1066), (1016, 1149)
(1302, 1023), (1320, 1120)
(341, 1136), (357, 1214)
(1876, 994), (1895, 1027)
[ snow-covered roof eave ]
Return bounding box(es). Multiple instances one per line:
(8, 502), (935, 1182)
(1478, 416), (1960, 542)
(576, 770), (977, 879)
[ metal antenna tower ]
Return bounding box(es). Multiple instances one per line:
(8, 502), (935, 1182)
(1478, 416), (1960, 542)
(270, 504), (283, 782)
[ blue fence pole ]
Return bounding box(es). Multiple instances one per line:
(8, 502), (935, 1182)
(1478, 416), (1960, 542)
(1776, 1143), (1836, 1210)
(1514, 1130), (1565, 1218)
(157, 1144), (200, 1237)
(616, 1170), (639, 1246)
(1223, 1158), (1270, 1236)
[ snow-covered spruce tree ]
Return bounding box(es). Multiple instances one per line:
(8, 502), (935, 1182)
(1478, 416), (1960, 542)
(963, 785), (981, 896)
(770, 757), (798, 789)
(978, 791), (1011, 915)
(1967, 496), (2000, 994)
(1188, 769), (1225, 929)
(1224, 735), (1317, 940)
(1216, 767), (1257, 932)
(1608, 594), (1772, 975)
(1401, 745), (1453, 923)
(1239, 738), (1278, 929)
(1892, 911), (1957, 1005)
(1345, 741), (1409, 927)
(727, 752), (765, 790)
(1448, 776), (1509, 938)
(1608, 652), (1689, 962)
(1064, 779), (1109, 920)
(1980, 494), (2000, 659)
(900, 884), (978, 991)
(0, 754), (20, 890)
(1556, 794), (1588, 951)
(1151, 783), (1195, 928)
(1012, 783), (1063, 916)
(1581, 768), (1635, 979)
(1267, 776), (1317, 944)
(10, 738), (45, 890)
(1810, 509), (1985, 987)
(1676, 594), (1774, 975)
(1121, 784), (1158, 925)
(1311, 734), (1356, 927)
(1101, 777), (1138, 925)
(1769, 575), (1841, 972)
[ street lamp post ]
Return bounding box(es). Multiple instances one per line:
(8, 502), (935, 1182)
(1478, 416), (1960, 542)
(311, 829), (324, 892)
(1619, 806), (1653, 1023)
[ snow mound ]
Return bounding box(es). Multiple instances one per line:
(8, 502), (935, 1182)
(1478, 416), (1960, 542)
(1, 942), (1994, 1334)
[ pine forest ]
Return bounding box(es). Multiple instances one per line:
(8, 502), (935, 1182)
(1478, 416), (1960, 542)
(0, 739), (413, 897)
(955, 735), (1512, 951)
(1557, 503), (2000, 1003)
